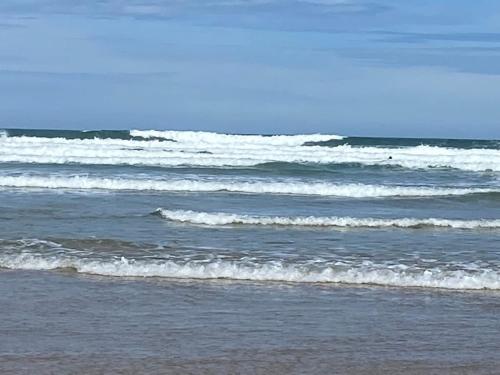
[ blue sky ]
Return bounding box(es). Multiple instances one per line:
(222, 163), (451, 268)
(1, 0), (500, 138)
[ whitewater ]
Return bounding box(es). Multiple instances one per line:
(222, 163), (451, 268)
(1, 129), (500, 171)
(0, 128), (499, 295)
(154, 209), (500, 229)
(1, 248), (499, 290)
(0, 175), (494, 197)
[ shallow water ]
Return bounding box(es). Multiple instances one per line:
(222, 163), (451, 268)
(0, 129), (499, 373)
(1, 271), (500, 374)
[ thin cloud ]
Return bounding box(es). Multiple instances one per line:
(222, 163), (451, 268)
(0, 0), (386, 17)
(337, 46), (500, 76)
(374, 31), (500, 44)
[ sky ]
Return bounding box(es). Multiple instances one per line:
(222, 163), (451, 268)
(1, 0), (500, 138)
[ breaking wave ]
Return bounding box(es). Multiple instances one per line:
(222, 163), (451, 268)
(129, 129), (343, 146)
(0, 130), (499, 171)
(154, 209), (500, 229)
(1, 252), (499, 290)
(0, 175), (494, 197)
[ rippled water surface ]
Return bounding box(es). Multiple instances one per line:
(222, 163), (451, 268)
(0, 129), (499, 373)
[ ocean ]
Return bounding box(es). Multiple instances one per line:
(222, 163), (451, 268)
(0, 128), (499, 374)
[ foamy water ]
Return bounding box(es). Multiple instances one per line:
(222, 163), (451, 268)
(0, 175), (494, 197)
(2, 248), (500, 290)
(0, 128), (499, 294)
(0, 130), (499, 171)
(155, 209), (500, 229)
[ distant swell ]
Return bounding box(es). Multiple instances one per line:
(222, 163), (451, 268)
(1, 253), (499, 290)
(0, 175), (494, 197)
(155, 209), (500, 229)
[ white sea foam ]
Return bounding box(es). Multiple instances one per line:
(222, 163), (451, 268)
(155, 209), (500, 229)
(0, 175), (493, 197)
(1, 253), (499, 290)
(130, 129), (343, 146)
(0, 130), (499, 171)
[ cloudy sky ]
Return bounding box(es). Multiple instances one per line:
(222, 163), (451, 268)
(1, 0), (500, 138)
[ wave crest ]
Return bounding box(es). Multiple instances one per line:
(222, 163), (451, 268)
(0, 175), (494, 197)
(1, 253), (499, 290)
(155, 209), (500, 229)
(1, 130), (499, 171)
(130, 130), (343, 146)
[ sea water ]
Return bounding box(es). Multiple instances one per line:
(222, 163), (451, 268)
(0, 129), (499, 373)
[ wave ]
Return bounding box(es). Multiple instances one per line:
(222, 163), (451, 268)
(1, 128), (134, 140)
(308, 136), (500, 150)
(129, 129), (343, 146)
(0, 129), (343, 144)
(1, 130), (499, 171)
(0, 175), (494, 197)
(1, 252), (499, 290)
(154, 209), (500, 229)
